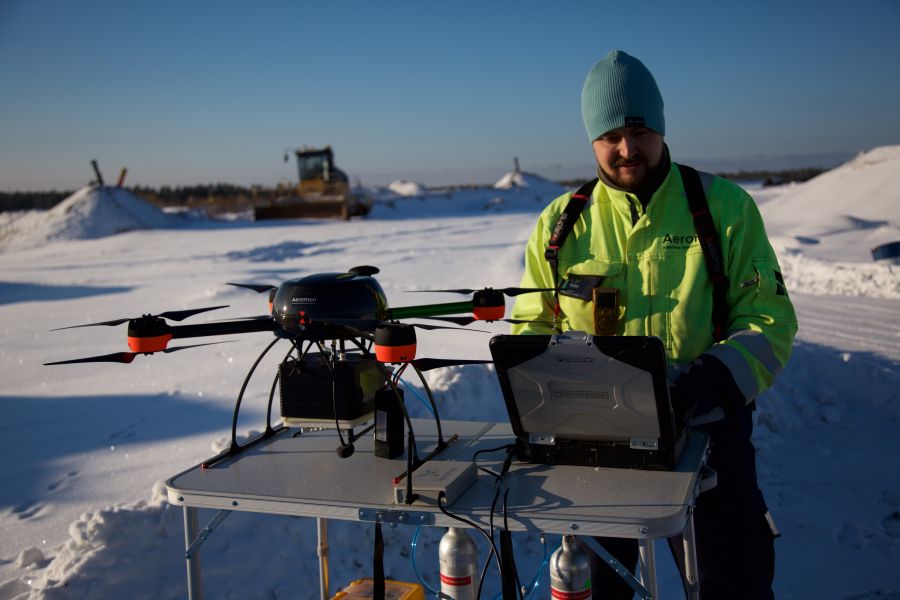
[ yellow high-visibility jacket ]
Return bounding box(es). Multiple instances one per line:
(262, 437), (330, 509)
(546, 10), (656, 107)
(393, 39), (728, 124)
(511, 163), (797, 403)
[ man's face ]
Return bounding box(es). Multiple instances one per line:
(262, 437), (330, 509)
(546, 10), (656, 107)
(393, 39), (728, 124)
(592, 126), (665, 191)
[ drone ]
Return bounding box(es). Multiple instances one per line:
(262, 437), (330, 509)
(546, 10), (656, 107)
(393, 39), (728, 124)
(45, 265), (552, 504)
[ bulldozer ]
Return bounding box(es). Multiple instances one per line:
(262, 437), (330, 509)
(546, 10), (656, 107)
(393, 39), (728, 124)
(254, 146), (371, 220)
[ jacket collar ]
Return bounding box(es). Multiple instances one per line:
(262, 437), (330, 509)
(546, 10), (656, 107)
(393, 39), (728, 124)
(596, 144), (672, 207)
(594, 154), (682, 222)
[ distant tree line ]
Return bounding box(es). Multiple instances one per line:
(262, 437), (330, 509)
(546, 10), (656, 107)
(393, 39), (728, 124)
(558, 167), (826, 190)
(0, 183), (263, 213)
(0, 190), (74, 213)
(714, 167), (826, 186)
(131, 183), (255, 206)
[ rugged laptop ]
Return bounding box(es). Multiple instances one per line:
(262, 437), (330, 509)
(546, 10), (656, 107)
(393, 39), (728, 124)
(489, 331), (688, 470)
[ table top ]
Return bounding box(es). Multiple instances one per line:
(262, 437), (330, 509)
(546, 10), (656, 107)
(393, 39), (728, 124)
(166, 420), (708, 538)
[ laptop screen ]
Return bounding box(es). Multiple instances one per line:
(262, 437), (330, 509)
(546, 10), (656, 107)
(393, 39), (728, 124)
(489, 332), (678, 452)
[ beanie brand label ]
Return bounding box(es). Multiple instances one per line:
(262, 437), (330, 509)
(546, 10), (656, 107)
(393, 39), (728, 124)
(624, 116), (645, 127)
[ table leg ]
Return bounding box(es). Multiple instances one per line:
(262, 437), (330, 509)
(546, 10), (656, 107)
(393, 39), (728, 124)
(318, 518), (330, 600)
(638, 539), (658, 600)
(183, 507), (203, 600)
(682, 508), (700, 600)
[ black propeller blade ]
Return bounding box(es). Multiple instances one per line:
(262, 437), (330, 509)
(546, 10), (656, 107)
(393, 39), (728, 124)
(227, 282), (277, 293)
(422, 316), (556, 326)
(411, 286), (556, 297)
(407, 322), (489, 333)
(51, 306), (229, 331)
(44, 342), (230, 366)
(410, 358), (493, 372)
(320, 318), (487, 334)
(211, 315), (273, 323)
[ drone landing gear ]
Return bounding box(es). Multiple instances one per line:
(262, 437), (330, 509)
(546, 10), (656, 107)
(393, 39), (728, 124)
(203, 337), (292, 469)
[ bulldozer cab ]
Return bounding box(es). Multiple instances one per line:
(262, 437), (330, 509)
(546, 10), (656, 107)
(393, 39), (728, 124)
(255, 145), (369, 221)
(294, 146), (349, 196)
(295, 147), (347, 184)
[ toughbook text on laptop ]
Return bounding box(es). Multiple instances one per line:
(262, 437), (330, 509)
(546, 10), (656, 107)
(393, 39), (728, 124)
(489, 331), (688, 470)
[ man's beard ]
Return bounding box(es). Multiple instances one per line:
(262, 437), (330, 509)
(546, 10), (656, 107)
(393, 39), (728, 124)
(599, 151), (668, 198)
(601, 155), (652, 191)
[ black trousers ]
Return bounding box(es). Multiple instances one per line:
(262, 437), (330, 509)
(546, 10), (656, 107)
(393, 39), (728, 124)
(577, 405), (776, 599)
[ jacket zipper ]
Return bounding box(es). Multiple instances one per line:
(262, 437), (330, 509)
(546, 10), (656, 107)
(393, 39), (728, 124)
(626, 196), (652, 335)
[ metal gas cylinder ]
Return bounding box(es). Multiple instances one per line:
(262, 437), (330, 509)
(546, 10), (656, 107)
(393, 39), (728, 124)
(438, 527), (479, 600)
(549, 535), (591, 600)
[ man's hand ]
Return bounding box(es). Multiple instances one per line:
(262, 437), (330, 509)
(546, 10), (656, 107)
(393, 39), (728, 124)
(671, 354), (745, 424)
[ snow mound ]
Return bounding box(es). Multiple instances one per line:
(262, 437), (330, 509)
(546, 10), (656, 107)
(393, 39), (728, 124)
(494, 170), (564, 195)
(0, 186), (171, 251)
(368, 178), (565, 219)
(758, 145), (900, 263)
(387, 179), (426, 196)
(780, 253), (900, 299)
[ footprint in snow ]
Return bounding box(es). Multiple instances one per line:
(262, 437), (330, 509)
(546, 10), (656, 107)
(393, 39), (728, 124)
(11, 500), (46, 521)
(46, 469), (80, 492)
(108, 422), (139, 440)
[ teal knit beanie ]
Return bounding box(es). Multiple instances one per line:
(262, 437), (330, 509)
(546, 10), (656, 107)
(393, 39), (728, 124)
(581, 50), (665, 141)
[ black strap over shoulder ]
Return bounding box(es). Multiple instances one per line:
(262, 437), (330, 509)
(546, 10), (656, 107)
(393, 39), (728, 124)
(677, 164), (729, 342)
(543, 168), (729, 341)
(544, 179), (597, 324)
(545, 178), (597, 260)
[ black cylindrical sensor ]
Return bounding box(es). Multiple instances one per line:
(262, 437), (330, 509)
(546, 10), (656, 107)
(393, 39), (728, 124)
(374, 387), (404, 459)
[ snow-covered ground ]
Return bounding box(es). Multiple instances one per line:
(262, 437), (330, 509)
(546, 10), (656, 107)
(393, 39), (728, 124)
(0, 148), (898, 599)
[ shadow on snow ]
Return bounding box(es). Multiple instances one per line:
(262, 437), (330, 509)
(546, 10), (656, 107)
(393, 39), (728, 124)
(0, 393), (233, 510)
(0, 282), (132, 306)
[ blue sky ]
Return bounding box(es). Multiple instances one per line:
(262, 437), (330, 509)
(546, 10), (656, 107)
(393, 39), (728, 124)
(1, 0), (899, 190)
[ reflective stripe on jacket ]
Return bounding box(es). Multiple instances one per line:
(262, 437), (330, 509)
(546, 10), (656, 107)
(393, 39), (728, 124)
(510, 162), (798, 403)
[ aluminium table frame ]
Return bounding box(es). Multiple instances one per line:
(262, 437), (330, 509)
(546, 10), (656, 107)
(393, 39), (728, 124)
(167, 420), (709, 599)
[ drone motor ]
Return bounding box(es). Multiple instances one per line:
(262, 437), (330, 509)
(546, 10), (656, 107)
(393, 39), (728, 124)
(471, 290), (505, 321)
(374, 323), (417, 363)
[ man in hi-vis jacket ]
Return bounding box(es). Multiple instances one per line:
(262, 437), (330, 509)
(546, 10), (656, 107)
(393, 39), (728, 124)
(511, 50), (797, 599)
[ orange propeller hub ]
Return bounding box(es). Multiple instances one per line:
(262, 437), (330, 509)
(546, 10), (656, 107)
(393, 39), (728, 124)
(374, 323), (417, 363)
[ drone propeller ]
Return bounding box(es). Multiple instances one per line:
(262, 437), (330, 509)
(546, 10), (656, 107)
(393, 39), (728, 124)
(44, 341), (229, 366)
(226, 266), (378, 295)
(422, 316), (556, 326)
(51, 306), (229, 330)
(211, 315), (273, 323)
(314, 318), (486, 334)
(412, 286), (556, 297)
(226, 282), (277, 294)
(409, 358), (493, 372)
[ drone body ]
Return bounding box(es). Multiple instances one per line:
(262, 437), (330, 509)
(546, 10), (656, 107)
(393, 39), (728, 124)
(271, 268), (388, 338)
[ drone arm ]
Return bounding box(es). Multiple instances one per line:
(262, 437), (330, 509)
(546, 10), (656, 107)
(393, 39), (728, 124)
(388, 301), (474, 320)
(168, 318), (276, 341)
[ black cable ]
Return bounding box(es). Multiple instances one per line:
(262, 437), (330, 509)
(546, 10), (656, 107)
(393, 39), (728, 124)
(473, 444), (516, 462)
(502, 487), (524, 600)
(311, 340), (352, 451)
(437, 492), (504, 593)
(468, 444), (516, 600)
(476, 473), (504, 600)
